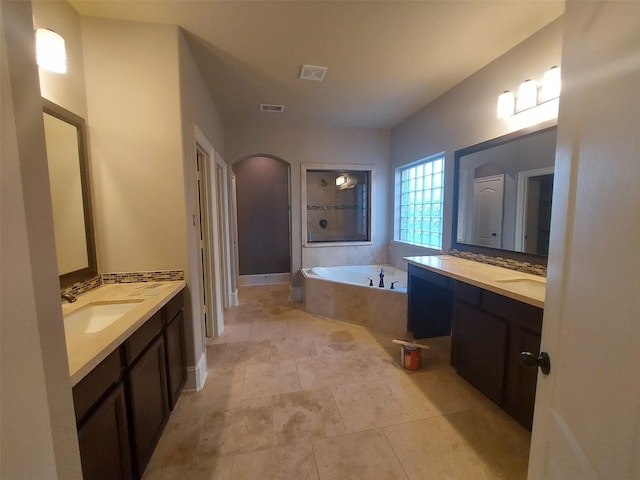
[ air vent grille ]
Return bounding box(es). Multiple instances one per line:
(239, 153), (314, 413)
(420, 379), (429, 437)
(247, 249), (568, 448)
(259, 104), (285, 113)
(299, 64), (328, 82)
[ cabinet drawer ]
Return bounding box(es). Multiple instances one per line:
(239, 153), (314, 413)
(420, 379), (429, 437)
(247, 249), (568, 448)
(73, 347), (123, 424)
(163, 289), (183, 324)
(125, 310), (163, 365)
(481, 290), (543, 333)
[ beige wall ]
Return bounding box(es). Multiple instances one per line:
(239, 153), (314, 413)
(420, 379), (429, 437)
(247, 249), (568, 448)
(1, 1), (82, 478)
(389, 17), (563, 269)
(225, 124), (390, 287)
(81, 17), (186, 273)
(177, 27), (225, 385)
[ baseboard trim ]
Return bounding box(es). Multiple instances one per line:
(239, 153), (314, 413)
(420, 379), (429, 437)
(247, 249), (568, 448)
(185, 351), (208, 392)
(238, 273), (290, 286)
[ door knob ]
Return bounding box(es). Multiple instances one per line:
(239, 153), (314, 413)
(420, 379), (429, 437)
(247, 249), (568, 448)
(520, 351), (551, 375)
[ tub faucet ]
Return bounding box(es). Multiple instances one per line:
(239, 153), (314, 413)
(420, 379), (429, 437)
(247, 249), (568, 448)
(61, 293), (76, 303)
(378, 268), (385, 288)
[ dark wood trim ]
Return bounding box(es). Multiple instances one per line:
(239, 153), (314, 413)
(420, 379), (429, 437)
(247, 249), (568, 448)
(452, 121), (557, 267)
(43, 98), (98, 288)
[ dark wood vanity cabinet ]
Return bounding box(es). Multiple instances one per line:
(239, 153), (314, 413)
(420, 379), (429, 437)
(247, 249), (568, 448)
(163, 291), (187, 410)
(407, 264), (454, 338)
(72, 289), (186, 480)
(451, 281), (543, 429)
(127, 335), (169, 477)
(73, 349), (132, 480)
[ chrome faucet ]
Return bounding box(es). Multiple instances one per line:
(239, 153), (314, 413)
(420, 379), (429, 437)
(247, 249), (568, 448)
(61, 293), (77, 303)
(378, 268), (385, 288)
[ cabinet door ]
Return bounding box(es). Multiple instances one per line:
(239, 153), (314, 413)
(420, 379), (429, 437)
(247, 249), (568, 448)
(165, 310), (187, 410)
(452, 300), (508, 404)
(77, 383), (133, 480)
(407, 264), (453, 338)
(128, 335), (169, 478)
(505, 326), (541, 429)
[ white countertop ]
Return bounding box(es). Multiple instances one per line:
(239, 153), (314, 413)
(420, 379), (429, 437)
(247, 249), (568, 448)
(404, 255), (545, 308)
(62, 281), (185, 386)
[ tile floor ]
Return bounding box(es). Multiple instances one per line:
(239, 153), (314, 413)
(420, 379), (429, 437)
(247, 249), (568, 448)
(143, 284), (531, 480)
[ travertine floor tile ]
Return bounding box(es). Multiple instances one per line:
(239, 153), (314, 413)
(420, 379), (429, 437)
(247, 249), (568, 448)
(231, 441), (319, 480)
(250, 319), (291, 341)
(144, 285), (531, 480)
(273, 388), (345, 445)
(295, 353), (357, 390)
(222, 339), (271, 366)
(331, 381), (411, 432)
(242, 359), (301, 399)
(143, 455), (233, 480)
(270, 335), (318, 362)
(197, 397), (274, 456)
(185, 365), (246, 410)
(383, 408), (530, 480)
(313, 429), (408, 480)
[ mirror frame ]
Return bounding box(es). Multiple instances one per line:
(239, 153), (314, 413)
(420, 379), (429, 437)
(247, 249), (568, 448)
(43, 98), (98, 287)
(452, 121), (557, 266)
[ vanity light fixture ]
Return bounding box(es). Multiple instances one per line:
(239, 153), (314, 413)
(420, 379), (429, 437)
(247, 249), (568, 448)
(36, 28), (67, 74)
(516, 79), (538, 112)
(335, 175), (347, 186)
(497, 91), (515, 119)
(540, 66), (561, 102)
(497, 66), (561, 118)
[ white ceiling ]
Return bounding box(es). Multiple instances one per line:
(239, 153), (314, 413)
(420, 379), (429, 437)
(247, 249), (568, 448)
(69, 1), (564, 129)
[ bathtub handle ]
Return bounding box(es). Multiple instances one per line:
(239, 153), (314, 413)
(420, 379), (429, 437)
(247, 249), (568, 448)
(390, 281), (399, 290)
(367, 277), (374, 286)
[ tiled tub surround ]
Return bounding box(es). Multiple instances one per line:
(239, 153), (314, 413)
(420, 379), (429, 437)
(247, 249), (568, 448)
(62, 280), (185, 385)
(405, 255), (545, 308)
(302, 264), (408, 336)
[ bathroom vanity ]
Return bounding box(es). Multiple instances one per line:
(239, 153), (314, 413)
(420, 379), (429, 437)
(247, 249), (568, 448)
(63, 281), (186, 480)
(406, 255), (545, 429)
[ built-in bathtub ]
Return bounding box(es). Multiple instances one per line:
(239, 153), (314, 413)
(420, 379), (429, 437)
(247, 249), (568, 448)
(301, 264), (408, 335)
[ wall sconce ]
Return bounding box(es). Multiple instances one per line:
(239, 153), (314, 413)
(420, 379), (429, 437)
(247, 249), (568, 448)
(36, 28), (67, 74)
(335, 175), (347, 186)
(497, 66), (561, 118)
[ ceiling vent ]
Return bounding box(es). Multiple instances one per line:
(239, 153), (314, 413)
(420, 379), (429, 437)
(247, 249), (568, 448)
(299, 64), (328, 82)
(259, 104), (285, 113)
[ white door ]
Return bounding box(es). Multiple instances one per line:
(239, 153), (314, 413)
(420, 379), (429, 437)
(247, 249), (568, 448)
(528, 2), (640, 478)
(473, 174), (504, 248)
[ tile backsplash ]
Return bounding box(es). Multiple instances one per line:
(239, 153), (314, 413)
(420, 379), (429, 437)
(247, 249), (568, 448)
(61, 270), (185, 298)
(449, 249), (547, 277)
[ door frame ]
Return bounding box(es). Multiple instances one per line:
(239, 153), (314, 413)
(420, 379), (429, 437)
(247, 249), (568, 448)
(515, 166), (554, 252)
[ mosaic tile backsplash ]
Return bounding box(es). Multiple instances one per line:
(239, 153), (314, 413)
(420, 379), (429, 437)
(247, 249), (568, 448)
(61, 270), (185, 299)
(449, 249), (547, 277)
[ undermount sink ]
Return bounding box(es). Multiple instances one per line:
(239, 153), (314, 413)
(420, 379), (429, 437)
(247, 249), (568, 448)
(64, 300), (144, 335)
(495, 277), (546, 287)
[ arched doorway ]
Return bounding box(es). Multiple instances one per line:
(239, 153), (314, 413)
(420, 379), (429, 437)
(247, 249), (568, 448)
(232, 155), (291, 283)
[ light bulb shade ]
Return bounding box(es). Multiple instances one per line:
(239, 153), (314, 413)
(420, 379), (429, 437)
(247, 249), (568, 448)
(497, 91), (515, 118)
(516, 79), (537, 112)
(540, 66), (561, 102)
(335, 175), (346, 186)
(36, 29), (67, 74)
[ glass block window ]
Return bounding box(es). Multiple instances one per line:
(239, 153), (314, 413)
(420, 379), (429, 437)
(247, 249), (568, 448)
(396, 154), (445, 249)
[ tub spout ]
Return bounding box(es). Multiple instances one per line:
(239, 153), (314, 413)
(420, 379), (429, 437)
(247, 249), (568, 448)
(378, 268), (385, 288)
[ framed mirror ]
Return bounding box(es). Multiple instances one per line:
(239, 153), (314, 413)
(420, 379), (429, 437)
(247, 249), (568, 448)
(452, 122), (557, 264)
(302, 164), (373, 246)
(42, 98), (97, 288)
